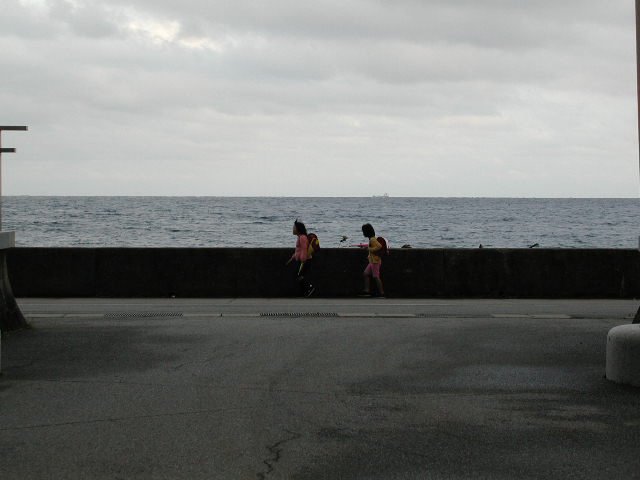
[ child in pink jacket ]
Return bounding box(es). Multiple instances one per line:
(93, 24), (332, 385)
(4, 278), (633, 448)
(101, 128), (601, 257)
(285, 220), (315, 297)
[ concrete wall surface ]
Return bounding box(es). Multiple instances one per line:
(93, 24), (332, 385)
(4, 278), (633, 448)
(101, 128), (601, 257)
(6, 248), (640, 298)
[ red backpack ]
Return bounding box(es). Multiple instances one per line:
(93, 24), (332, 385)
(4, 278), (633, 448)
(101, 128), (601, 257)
(376, 236), (390, 256)
(307, 233), (320, 255)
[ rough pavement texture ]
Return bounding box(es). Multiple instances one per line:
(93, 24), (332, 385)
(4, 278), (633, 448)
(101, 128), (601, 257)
(1, 299), (639, 479)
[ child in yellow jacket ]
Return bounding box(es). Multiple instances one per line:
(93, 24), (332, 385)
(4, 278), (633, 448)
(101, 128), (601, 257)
(360, 223), (384, 298)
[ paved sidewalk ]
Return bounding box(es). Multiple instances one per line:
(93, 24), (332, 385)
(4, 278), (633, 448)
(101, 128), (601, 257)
(1, 299), (639, 479)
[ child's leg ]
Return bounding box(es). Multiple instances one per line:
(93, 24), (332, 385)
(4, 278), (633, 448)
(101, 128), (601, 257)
(297, 275), (306, 294)
(374, 277), (384, 296)
(297, 261), (313, 295)
(372, 264), (384, 296)
(301, 261), (314, 294)
(294, 261), (305, 295)
(363, 274), (371, 293)
(363, 264), (372, 293)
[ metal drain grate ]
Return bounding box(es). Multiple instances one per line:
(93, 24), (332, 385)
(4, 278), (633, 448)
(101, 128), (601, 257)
(105, 312), (184, 319)
(259, 312), (339, 318)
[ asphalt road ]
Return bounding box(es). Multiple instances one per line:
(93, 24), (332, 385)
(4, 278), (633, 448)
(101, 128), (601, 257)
(1, 298), (639, 479)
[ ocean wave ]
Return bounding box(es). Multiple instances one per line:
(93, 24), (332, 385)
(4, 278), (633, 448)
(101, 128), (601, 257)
(2, 197), (637, 248)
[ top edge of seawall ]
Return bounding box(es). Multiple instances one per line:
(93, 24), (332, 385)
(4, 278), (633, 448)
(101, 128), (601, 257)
(7, 247), (640, 252)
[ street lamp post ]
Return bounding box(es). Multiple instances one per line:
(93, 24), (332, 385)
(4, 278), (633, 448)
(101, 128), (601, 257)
(635, 0), (640, 323)
(0, 126), (28, 334)
(0, 126), (28, 231)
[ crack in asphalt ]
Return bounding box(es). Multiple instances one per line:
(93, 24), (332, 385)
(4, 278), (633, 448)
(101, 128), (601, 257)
(256, 429), (301, 480)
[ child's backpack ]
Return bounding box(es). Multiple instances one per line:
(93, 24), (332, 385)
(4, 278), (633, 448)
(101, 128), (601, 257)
(377, 236), (390, 256)
(307, 233), (321, 255)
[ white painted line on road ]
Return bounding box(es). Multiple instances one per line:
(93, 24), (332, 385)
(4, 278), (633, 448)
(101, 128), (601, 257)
(182, 313), (261, 318)
(25, 312), (579, 321)
(27, 313), (105, 319)
(335, 313), (418, 318)
(29, 312), (422, 319)
(19, 301), (459, 308)
(491, 313), (573, 319)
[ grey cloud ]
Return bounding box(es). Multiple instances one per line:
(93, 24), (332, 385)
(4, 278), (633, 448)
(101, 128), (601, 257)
(111, 0), (631, 50)
(48, 0), (120, 38)
(0, 1), (58, 38)
(0, 0), (637, 196)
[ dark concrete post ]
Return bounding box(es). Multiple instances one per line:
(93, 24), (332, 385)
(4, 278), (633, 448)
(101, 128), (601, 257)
(0, 126), (28, 332)
(635, 0), (640, 323)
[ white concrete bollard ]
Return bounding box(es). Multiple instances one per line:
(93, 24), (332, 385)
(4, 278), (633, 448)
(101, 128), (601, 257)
(606, 324), (640, 387)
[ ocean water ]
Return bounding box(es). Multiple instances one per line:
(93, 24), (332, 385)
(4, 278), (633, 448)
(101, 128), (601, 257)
(2, 196), (638, 249)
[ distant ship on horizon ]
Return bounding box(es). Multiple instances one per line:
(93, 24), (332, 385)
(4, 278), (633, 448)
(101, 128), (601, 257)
(372, 193), (390, 198)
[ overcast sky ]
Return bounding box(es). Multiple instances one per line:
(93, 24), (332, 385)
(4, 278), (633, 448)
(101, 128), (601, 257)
(1, 0), (638, 196)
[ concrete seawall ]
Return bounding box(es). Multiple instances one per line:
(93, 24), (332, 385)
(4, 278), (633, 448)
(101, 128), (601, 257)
(6, 248), (640, 298)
